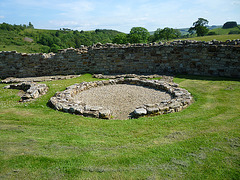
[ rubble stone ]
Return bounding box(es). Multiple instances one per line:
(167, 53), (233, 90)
(3, 82), (48, 102)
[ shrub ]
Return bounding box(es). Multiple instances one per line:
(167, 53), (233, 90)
(222, 21), (238, 29)
(208, 32), (217, 35)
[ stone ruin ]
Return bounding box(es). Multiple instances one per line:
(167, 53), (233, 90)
(4, 82), (48, 102)
(3, 39), (238, 119)
(0, 40), (239, 79)
(48, 76), (193, 119)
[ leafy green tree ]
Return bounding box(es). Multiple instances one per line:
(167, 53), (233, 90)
(129, 27), (150, 43)
(188, 18), (209, 36)
(50, 44), (61, 53)
(27, 22), (34, 29)
(112, 33), (128, 44)
(222, 21), (238, 29)
(153, 27), (181, 41)
(38, 34), (54, 46)
(40, 46), (50, 53)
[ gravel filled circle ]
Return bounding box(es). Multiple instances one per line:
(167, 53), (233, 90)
(74, 84), (172, 120)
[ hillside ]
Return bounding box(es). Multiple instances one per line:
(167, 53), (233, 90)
(0, 23), (123, 53)
(176, 34), (240, 42)
(208, 26), (240, 35)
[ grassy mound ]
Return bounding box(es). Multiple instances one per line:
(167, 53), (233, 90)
(0, 74), (239, 179)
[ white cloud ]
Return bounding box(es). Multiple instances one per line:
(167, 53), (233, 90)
(1, 0), (239, 32)
(56, 1), (94, 17)
(47, 0), (239, 32)
(49, 20), (79, 27)
(0, 15), (4, 19)
(232, 0), (240, 5)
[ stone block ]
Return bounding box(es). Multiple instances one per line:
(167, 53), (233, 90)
(147, 107), (159, 114)
(83, 111), (99, 118)
(133, 108), (147, 117)
(99, 109), (111, 119)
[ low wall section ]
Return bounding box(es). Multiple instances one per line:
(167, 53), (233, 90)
(0, 40), (240, 78)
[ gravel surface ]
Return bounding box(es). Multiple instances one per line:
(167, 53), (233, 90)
(74, 84), (172, 120)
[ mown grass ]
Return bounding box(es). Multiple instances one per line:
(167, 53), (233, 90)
(0, 74), (239, 179)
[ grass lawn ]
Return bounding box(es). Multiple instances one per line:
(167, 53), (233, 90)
(0, 74), (239, 179)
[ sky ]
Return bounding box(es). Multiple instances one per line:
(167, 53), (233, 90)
(0, 0), (240, 33)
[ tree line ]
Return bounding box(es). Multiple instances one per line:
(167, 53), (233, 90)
(112, 27), (181, 44)
(0, 22), (34, 31)
(1, 18), (239, 53)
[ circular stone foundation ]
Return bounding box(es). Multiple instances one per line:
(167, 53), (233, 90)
(48, 78), (193, 119)
(74, 84), (172, 120)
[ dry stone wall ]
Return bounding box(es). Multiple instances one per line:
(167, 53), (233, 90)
(0, 40), (240, 78)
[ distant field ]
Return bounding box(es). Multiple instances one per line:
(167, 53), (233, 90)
(0, 74), (239, 179)
(209, 26), (240, 35)
(177, 34), (240, 42)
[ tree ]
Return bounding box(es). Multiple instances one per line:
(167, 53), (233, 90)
(112, 33), (128, 44)
(128, 27), (150, 43)
(27, 22), (34, 29)
(188, 18), (209, 36)
(50, 44), (60, 53)
(153, 27), (181, 41)
(222, 21), (238, 29)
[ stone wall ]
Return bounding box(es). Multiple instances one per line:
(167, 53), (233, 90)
(0, 40), (240, 78)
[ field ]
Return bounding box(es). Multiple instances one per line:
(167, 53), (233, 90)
(0, 74), (239, 179)
(209, 26), (240, 35)
(177, 34), (240, 42)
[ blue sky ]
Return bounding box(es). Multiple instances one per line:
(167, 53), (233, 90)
(0, 0), (239, 32)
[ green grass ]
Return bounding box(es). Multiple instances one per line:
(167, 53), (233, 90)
(0, 74), (239, 179)
(178, 34), (240, 42)
(0, 44), (48, 53)
(0, 29), (48, 53)
(209, 26), (240, 35)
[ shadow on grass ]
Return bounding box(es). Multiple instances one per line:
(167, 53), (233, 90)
(175, 74), (240, 82)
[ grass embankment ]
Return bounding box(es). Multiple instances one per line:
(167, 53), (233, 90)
(0, 74), (239, 179)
